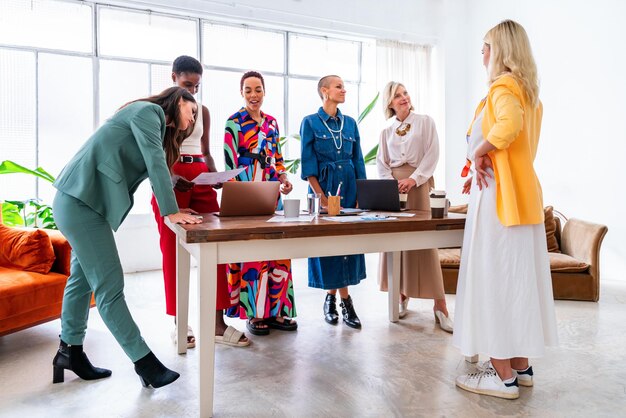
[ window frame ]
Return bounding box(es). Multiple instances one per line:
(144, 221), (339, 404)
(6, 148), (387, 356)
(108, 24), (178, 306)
(0, 0), (371, 210)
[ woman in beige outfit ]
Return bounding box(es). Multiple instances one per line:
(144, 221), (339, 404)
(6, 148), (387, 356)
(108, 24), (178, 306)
(377, 81), (453, 333)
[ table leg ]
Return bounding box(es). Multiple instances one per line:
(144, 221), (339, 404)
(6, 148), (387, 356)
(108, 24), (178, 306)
(387, 251), (401, 322)
(176, 238), (191, 355)
(198, 243), (217, 418)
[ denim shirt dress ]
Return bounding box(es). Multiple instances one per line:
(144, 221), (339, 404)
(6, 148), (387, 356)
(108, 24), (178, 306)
(300, 107), (367, 289)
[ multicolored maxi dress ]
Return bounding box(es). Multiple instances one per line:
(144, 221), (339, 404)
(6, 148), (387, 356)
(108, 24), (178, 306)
(223, 107), (296, 320)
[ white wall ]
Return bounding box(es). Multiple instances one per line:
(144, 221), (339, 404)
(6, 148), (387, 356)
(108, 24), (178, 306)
(443, 0), (625, 281)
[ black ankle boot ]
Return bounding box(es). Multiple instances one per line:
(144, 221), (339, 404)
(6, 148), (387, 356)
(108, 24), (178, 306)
(323, 293), (339, 325)
(340, 295), (361, 329)
(52, 339), (112, 383)
(134, 351), (180, 388)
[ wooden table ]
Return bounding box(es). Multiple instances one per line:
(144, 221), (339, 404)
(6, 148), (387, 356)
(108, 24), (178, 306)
(166, 211), (465, 417)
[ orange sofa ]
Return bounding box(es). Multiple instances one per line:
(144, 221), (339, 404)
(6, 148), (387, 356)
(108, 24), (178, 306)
(0, 227), (73, 336)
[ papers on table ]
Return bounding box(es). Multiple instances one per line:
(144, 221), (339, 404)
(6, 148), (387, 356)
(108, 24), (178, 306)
(324, 215), (397, 222)
(191, 168), (245, 185)
(267, 214), (316, 223)
(367, 211), (415, 217)
(322, 211), (416, 222)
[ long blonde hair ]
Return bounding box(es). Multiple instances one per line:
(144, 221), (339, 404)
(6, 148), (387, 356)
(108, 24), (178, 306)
(484, 20), (539, 107)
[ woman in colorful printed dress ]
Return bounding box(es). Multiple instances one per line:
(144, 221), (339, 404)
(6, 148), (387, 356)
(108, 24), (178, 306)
(151, 56), (249, 348)
(300, 75), (367, 329)
(224, 70), (297, 336)
(453, 20), (558, 400)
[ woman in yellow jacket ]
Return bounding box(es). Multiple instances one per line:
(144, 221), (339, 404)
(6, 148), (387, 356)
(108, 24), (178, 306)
(452, 20), (558, 400)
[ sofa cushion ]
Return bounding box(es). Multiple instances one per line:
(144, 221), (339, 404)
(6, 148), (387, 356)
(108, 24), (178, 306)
(438, 248), (589, 273)
(544, 206), (561, 253)
(549, 253), (589, 273)
(439, 248), (461, 267)
(0, 225), (56, 274)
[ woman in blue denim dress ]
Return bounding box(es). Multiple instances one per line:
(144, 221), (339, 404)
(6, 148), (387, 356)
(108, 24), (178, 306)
(299, 75), (367, 329)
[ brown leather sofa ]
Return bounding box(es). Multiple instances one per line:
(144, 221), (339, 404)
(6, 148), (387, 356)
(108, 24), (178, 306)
(439, 206), (608, 302)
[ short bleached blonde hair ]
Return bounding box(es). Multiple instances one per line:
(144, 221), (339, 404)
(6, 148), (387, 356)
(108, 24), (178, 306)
(382, 81), (414, 119)
(484, 20), (539, 107)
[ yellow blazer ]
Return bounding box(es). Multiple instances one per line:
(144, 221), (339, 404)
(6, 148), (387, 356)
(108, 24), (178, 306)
(469, 74), (544, 226)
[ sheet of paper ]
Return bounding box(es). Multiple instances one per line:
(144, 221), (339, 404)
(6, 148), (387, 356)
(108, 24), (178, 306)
(191, 168), (245, 185)
(322, 215), (398, 222)
(267, 215), (315, 223)
(366, 211), (415, 217)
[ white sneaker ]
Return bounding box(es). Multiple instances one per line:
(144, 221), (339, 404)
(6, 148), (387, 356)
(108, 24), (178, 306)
(513, 366), (534, 387)
(478, 360), (534, 387)
(455, 369), (519, 399)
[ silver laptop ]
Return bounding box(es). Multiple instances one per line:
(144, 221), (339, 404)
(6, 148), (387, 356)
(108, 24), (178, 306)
(218, 181), (280, 216)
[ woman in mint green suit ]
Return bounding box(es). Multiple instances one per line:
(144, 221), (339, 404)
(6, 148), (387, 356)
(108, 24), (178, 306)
(51, 87), (201, 388)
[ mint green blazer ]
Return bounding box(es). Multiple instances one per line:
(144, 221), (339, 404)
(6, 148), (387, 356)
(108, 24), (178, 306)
(54, 102), (179, 231)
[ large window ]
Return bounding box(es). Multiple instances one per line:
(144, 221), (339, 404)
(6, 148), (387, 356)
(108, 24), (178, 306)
(0, 0), (381, 214)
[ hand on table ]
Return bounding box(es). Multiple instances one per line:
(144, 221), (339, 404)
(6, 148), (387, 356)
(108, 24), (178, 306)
(167, 212), (202, 224)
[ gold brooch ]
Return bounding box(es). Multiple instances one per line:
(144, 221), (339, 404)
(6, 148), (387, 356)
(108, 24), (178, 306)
(395, 123), (411, 137)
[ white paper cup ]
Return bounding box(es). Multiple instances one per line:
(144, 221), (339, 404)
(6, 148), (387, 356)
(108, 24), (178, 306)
(283, 199), (300, 218)
(429, 190), (447, 218)
(399, 193), (408, 210)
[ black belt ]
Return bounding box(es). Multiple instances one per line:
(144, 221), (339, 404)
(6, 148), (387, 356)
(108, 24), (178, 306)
(179, 155), (205, 163)
(240, 151), (273, 169)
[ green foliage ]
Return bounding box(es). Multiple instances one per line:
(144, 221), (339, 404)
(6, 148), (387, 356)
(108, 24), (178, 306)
(0, 160), (55, 183)
(363, 144), (379, 165)
(1, 160), (57, 229)
(357, 92), (380, 125)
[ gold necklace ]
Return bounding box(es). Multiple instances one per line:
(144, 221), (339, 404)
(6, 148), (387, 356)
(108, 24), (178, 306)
(396, 122), (411, 137)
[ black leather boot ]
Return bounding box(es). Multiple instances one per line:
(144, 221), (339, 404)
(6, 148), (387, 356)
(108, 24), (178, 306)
(134, 351), (180, 388)
(340, 295), (361, 329)
(52, 339), (112, 383)
(323, 293), (339, 325)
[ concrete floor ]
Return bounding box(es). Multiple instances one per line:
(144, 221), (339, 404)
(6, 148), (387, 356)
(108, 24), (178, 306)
(1, 255), (625, 417)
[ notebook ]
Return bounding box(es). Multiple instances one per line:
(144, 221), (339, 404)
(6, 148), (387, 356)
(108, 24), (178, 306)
(218, 181), (280, 216)
(356, 179), (402, 211)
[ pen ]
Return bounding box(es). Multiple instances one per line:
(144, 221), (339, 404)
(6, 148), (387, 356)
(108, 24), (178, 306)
(336, 182), (342, 196)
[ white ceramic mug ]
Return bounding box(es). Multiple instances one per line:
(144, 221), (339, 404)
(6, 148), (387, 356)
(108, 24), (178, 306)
(283, 199), (300, 218)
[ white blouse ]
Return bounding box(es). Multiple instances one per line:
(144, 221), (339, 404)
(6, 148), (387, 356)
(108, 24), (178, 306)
(376, 112), (440, 187)
(180, 102), (203, 155)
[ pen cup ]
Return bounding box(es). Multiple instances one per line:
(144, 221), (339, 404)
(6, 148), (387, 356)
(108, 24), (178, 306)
(327, 195), (341, 216)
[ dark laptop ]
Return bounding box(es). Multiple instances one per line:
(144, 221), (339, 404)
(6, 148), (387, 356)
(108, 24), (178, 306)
(218, 181), (280, 216)
(356, 179), (401, 211)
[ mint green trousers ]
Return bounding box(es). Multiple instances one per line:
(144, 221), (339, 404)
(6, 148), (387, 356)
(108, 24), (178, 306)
(53, 191), (150, 362)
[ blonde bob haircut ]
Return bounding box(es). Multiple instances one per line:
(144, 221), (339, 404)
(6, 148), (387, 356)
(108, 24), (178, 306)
(484, 19), (539, 107)
(383, 81), (414, 120)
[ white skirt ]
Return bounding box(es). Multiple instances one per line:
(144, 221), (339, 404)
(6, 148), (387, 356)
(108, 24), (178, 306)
(452, 172), (558, 359)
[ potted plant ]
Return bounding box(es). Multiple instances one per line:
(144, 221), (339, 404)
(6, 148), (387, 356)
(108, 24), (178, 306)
(0, 160), (57, 229)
